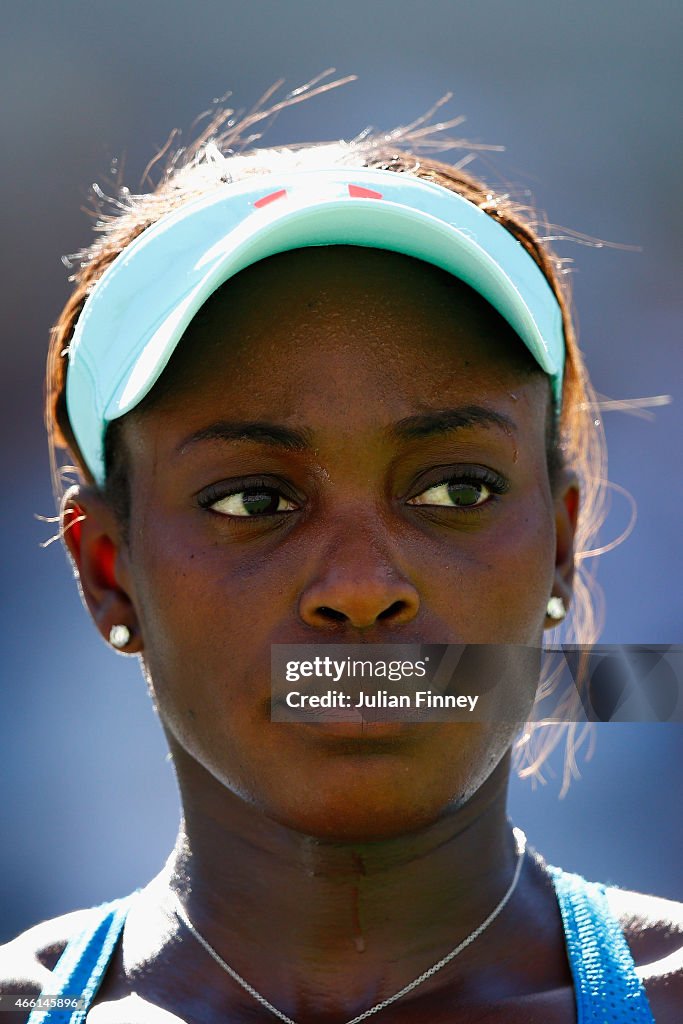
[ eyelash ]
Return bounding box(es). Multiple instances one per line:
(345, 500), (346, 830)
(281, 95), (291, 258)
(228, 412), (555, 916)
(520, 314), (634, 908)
(197, 477), (299, 514)
(407, 467), (509, 513)
(197, 467), (509, 520)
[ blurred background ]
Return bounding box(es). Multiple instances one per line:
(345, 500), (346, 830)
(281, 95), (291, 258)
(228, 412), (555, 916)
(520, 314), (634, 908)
(1, 0), (681, 942)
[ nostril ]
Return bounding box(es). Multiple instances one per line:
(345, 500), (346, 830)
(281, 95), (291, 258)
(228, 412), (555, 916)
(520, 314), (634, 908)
(377, 600), (409, 621)
(318, 606), (348, 622)
(303, 589), (420, 630)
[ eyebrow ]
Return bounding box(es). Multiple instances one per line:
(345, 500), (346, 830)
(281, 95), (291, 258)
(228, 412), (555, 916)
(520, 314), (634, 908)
(176, 420), (313, 454)
(176, 405), (516, 456)
(392, 405), (517, 440)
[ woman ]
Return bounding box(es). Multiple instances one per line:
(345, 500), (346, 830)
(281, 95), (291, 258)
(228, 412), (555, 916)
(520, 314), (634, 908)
(1, 90), (681, 1022)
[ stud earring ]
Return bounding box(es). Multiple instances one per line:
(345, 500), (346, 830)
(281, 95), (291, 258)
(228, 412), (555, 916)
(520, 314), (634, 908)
(109, 624), (131, 649)
(546, 596), (567, 621)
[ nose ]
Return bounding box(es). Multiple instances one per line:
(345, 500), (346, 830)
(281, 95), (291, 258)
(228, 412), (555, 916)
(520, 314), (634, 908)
(298, 534), (420, 631)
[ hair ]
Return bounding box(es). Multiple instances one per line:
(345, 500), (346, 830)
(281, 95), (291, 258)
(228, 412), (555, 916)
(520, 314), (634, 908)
(45, 76), (610, 794)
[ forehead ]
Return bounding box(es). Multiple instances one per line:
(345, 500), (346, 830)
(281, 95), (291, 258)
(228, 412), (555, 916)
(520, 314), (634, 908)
(139, 245), (547, 418)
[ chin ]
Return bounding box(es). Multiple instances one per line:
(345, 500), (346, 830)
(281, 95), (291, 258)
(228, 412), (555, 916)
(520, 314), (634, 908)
(268, 803), (446, 843)
(258, 776), (476, 843)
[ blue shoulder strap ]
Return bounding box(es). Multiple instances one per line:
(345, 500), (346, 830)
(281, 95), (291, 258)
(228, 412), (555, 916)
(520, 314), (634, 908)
(26, 892), (139, 1024)
(547, 865), (656, 1023)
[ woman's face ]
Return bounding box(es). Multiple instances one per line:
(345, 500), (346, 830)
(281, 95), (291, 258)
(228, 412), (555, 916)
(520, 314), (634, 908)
(74, 247), (577, 841)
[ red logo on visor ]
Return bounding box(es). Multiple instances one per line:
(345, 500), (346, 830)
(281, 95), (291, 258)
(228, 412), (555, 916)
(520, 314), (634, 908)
(348, 184), (383, 199)
(254, 189), (288, 208)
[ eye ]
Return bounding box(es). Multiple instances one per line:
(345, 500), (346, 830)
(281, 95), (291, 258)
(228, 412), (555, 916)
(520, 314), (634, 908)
(200, 484), (299, 517)
(409, 480), (490, 508)
(407, 470), (507, 510)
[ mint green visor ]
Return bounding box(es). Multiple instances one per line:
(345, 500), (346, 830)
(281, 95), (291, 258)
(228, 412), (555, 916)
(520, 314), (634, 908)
(66, 167), (566, 484)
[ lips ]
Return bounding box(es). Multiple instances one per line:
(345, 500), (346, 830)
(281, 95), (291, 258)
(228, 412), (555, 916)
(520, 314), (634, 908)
(284, 717), (424, 744)
(269, 688), (438, 745)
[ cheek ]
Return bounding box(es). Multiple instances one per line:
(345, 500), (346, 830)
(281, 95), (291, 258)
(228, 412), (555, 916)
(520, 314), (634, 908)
(486, 502), (557, 630)
(129, 519), (282, 745)
(414, 500), (556, 643)
(132, 502), (292, 639)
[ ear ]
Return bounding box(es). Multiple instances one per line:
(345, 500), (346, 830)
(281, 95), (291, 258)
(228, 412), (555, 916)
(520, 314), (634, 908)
(545, 469), (580, 629)
(61, 485), (143, 654)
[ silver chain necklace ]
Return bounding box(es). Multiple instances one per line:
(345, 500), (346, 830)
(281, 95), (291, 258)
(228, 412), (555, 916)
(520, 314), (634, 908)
(170, 827), (527, 1024)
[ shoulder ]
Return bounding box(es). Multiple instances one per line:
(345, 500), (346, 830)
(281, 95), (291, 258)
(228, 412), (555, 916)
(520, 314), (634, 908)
(0, 924), (183, 1023)
(1, 904), (116, 973)
(1, 905), (99, 975)
(0, 907), (107, 1021)
(603, 883), (683, 1022)
(0, 901), (184, 1024)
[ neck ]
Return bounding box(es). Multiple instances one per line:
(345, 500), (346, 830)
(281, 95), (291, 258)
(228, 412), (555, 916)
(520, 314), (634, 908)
(128, 741), (539, 1022)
